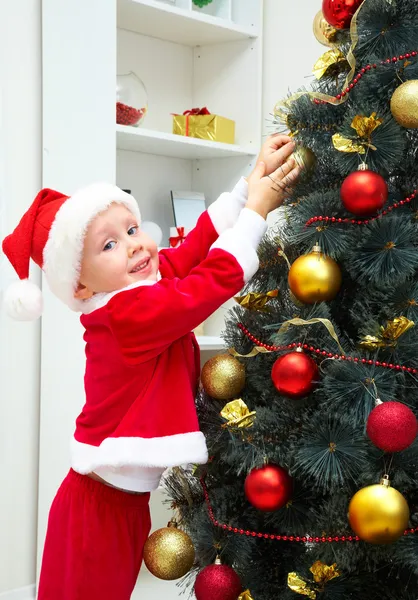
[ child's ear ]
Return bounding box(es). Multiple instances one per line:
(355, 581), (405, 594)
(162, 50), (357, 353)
(74, 283), (94, 300)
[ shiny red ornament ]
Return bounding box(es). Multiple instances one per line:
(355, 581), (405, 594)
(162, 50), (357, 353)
(367, 401), (418, 453)
(341, 169), (388, 216)
(244, 464), (293, 511)
(271, 351), (318, 398)
(322, 0), (363, 29)
(194, 562), (242, 600)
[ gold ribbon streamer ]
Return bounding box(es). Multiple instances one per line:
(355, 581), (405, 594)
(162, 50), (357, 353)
(359, 316), (415, 350)
(229, 346), (272, 358)
(220, 399), (256, 429)
(277, 318), (345, 354)
(238, 590), (254, 600)
(313, 48), (347, 80)
(332, 113), (382, 153)
(234, 290), (279, 311)
(274, 0), (367, 120)
(288, 562), (341, 599)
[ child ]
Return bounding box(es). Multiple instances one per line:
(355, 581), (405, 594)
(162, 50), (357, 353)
(2, 135), (299, 600)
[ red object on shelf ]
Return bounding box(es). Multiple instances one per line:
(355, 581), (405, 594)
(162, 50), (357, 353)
(116, 102), (145, 126)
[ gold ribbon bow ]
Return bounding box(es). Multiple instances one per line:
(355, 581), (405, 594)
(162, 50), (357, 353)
(332, 112), (383, 154)
(234, 290), (279, 311)
(238, 590), (254, 600)
(220, 399), (256, 429)
(288, 561), (341, 599)
(313, 48), (347, 80)
(359, 317), (415, 350)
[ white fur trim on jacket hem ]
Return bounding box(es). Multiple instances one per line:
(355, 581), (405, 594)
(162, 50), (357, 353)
(211, 207), (267, 282)
(42, 183), (141, 312)
(71, 431), (208, 473)
(207, 177), (248, 235)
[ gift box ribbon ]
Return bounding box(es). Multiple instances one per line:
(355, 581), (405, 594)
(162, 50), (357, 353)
(169, 227), (186, 247)
(174, 107), (211, 137)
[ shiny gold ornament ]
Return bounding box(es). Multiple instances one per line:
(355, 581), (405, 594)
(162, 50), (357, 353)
(288, 561), (341, 599)
(390, 80), (418, 128)
(220, 399), (256, 428)
(143, 519), (195, 580)
(238, 590), (254, 600)
(348, 476), (410, 544)
(293, 146), (317, 173)
(332, 112), (382, 153)
(288, 244), (342, 304)
(359, 316), (414, 350)
(313, 10), (337, 46)
(234, 289), (278, 311)
(201, 353), (246, 400)
(313, 48), (347, 80)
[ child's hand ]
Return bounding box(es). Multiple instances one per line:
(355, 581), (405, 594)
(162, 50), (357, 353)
(253, 134), (296, 179)
(245, 157), (300, 220)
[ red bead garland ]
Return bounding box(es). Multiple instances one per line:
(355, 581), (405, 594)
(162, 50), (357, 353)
(312, 50), (418, 104)
(201, 478), (418, 543)
(305, 189), (418, 228)
(236, 323), (417, 375)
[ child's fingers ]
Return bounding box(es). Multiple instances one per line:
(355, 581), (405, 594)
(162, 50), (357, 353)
(266, 133), (293, 149)
(249, 161), (266, 183)
(270, 156), (297, 182)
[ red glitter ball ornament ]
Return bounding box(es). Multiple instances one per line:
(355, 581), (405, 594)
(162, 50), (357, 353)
(367, 401), (418, 452)
(341, 169), (388, 216)
(322, 0), (363, 29)
(244, 464), (293, 511)
(271, 351), (318, 398)
(194, 561), (242, 600)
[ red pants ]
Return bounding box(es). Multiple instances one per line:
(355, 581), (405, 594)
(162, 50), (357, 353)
(37, 469), (151, 600)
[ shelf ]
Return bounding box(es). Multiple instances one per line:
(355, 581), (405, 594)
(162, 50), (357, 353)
(196, 336), (225, 350)
(117, 0), (258, 46)
(116, 125), (257, 159)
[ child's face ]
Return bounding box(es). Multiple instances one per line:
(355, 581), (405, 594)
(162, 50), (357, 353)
(75, 203), (159, 300)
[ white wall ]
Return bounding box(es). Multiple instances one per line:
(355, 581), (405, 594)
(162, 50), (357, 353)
(0, 0), (42, 595)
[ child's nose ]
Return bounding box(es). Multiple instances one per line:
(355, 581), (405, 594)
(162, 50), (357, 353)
(127, 241), (142, 258)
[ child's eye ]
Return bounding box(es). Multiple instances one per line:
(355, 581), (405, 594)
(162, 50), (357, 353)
(128, 226), (138, 236)
(103, 240), (116, 251)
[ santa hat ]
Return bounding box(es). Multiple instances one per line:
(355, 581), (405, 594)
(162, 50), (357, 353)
(2, 183), (140, 320)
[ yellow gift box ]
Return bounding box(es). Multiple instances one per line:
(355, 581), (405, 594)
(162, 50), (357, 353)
(172, 107), (235, 144)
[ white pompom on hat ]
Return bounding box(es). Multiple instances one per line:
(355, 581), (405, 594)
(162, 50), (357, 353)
(2, 183), (141, 320)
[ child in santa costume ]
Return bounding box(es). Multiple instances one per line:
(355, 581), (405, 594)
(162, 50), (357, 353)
(2, 136), (299, 600)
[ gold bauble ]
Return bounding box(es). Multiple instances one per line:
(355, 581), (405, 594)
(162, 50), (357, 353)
(143, 519), (195, 580)
(288, 244), (342, 304)
(313, 10), (336, 47)
(390, 80), (418, 128)
(293, 146), (317, 174)
(348, 477), (410, 544)
(201, 353), (246, 400)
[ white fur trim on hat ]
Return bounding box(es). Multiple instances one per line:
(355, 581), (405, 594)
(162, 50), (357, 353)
(42, 183), (140, 312)
(3, 279), (43, 321)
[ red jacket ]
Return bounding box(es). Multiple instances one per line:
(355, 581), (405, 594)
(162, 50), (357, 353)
(70, 179), (267, 490)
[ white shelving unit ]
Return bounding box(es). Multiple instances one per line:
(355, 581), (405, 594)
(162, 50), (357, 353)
(39, 0), (263, 594)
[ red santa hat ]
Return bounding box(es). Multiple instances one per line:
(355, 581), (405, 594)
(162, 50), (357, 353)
(2, 183), (140, 320)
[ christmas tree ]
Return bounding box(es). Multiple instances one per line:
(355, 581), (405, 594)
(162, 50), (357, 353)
(159, 1), (418, 598)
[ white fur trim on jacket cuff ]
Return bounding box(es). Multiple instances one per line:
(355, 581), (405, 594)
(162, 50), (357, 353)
(207, 177), (248, 235)
(71, 431), (208, 473)
(211, 208), (267, 282)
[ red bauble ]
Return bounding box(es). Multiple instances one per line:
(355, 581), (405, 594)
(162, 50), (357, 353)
(271, 351), (318, 399)
(194, 563), (242, 600)
(322, 0), (363, 29)
(367, 401), (418, 453)
(244, 464), (293, 511)
(341, 169), (388, 216)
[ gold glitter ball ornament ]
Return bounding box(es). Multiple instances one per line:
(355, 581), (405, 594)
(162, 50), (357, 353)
(201, 353), (246, 400)
(390, 80), (418, 128)
(313, 9), (337, 46)
(293, 146), (317, 174)
(288, 244), (342, 304)
(348, 476), (410, 544)
(143, 519), (195, 580)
